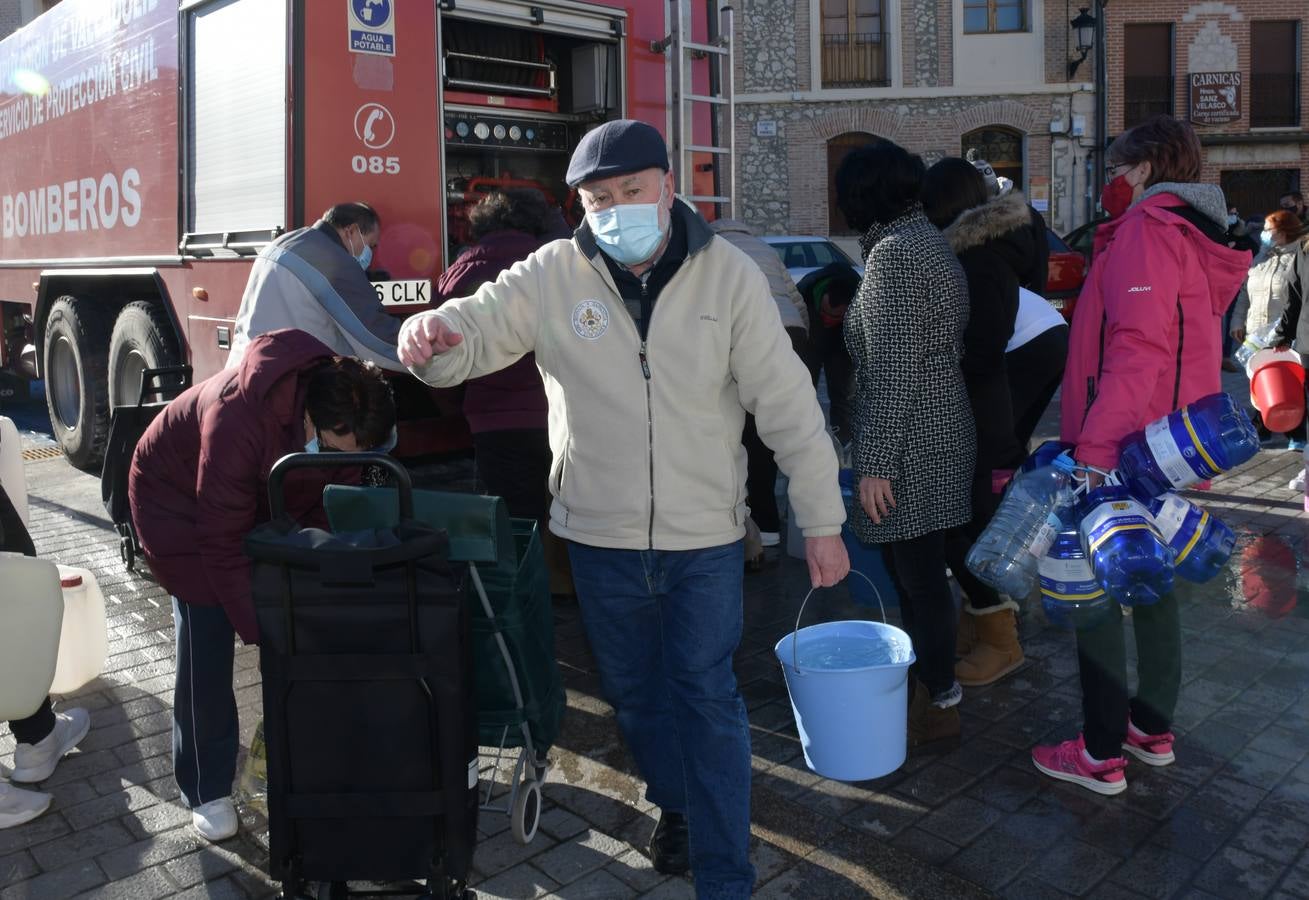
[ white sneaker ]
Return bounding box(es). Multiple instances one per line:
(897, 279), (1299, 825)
(10, 708), (91, 783)
(192, 797), (238, 841)
(0, 781), (52, 829)
(1289, 470), (1306, 492)
(758, 531), (780, 548)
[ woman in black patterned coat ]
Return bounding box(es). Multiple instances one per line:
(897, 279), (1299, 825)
(838, 141), (976, 751)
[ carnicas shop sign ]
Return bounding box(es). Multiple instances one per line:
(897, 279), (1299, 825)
(1189, 71), (1241, 125)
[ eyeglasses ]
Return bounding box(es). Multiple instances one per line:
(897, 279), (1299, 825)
(1105, 162), (1132, 180)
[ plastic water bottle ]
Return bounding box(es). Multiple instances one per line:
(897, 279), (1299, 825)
(1021, 440), (1076, 474)
(1234, 323), (1280, 368)
(1148, 493), (1236, 583)
(1079, 485), (1175, 606)
(966, 454), (1077, 597)
(1118, 393), (1260, 501)
(1039, 516), (1111, 629)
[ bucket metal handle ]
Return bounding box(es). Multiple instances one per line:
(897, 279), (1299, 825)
(790, 569), (887, 676)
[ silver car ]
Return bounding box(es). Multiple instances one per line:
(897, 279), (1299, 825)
(760, 235), (865, 284)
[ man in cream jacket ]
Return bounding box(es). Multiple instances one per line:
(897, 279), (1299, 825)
(398, 120), (847, 900)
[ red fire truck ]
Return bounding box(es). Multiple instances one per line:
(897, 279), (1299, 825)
(0, 0), (735, 468)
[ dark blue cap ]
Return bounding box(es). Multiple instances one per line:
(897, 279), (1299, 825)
(565, 119), (669, 188)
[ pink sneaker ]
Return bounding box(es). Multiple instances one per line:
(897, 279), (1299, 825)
(1032, 735), (1127, 795)
(1122, 721), (1175, 766)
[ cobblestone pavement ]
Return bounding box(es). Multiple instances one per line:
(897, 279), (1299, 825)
(3, 370), (1309, 899)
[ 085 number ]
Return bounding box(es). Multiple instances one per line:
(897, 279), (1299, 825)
(352, 155), (400, 175)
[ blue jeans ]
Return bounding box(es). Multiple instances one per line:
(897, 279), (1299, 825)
(172, 598), (239, 809)
(568, 541), (755, 900)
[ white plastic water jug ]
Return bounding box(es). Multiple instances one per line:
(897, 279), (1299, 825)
(49, 566), (108, 695)
(0, 415), (27, 527)
(0, 553), (63, 721)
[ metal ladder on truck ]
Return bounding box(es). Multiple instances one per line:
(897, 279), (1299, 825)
(654, 1), (736, 219)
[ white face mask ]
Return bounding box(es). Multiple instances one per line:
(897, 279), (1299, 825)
(585, 182), (669, 265)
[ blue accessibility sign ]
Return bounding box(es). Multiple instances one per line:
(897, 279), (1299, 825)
(351, 0), (392, 28)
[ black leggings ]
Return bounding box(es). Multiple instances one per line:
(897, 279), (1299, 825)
(943, 470), (1004, 612)
(1007, 325), (1069, 451)
(881, 530), (957, 697)
(1075, 594), (1181, 760)
(1, 482), (56, 745)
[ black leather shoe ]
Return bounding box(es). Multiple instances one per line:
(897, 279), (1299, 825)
(648, 810), (690, 875)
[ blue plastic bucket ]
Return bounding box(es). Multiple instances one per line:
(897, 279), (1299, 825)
(774, 572), (915, 781)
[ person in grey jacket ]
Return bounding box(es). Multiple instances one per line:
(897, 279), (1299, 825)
(398, 120), (848, 900)
(227, 202), (404, 371)
(709, 218), (809, 553)
(840, 140), (974, 751)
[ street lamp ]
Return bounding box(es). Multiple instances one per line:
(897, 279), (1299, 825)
(1068, 7), (1097, 79)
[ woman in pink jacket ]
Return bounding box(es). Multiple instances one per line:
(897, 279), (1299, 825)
(1032, 116), (1251, 795)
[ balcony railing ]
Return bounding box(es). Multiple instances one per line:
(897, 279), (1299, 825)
(1123, 76), (1175, 129)
(1250, 73), (1301, 128)
(821, 33), (890, 88)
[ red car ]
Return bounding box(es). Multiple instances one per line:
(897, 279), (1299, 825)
(1045, 227), (1089, 322)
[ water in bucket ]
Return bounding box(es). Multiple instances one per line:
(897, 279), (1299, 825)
(1118, 393), (1259, 501)
(776, 618), (915, 782)
(795, 632), (913, 669)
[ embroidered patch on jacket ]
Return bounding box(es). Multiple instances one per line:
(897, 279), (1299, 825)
(572, 299), (609, 340)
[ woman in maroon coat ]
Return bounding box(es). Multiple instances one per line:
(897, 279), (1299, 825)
(439, 189), (574, 594)
(128, 329), (395, 842)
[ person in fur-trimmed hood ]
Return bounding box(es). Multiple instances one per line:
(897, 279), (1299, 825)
(922, 159), (1039, 688)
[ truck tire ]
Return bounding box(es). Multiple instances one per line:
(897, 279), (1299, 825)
(108, 301), (182, 410)
(43, 296), (112, 470)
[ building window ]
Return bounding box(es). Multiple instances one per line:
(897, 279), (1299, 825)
(1221, 170), (1299, 222)
(1251, 21), (1300, 129)
(1123, 24), (1174, 128)
(821, 0), (889, 87)
(962, 127), (1024, 191)
(828, 132), (879, 234)
(962, 0), (1026, 34)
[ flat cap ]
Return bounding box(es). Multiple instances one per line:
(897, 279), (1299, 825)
(565, 119), (669, 188)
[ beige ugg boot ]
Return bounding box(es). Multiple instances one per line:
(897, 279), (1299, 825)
(955, 605), (1025, 687)
(956, 604), (977, 657)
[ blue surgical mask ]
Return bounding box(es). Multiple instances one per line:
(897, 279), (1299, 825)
(1261, 230), (1275, 247)
(586, 184), (669, 265)
(304, 435), (320, 453)
(348, 228), (373, 270)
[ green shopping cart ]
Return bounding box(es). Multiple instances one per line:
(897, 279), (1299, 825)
(324, 486), (565, 845)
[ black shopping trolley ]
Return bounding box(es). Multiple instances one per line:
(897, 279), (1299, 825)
(324, 486), (565, 845)
(100, 365), (192, 570)
(246, 454), (479, 900)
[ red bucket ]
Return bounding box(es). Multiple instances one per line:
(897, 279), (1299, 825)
(1251, 358), (1306, 433)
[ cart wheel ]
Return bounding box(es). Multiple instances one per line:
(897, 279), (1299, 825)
(120, 535), (135, 571)
(510, 778), (541, 844)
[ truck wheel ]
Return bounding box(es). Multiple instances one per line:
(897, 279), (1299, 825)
(109, 301), (182, 409)
(43, 296), (112, 470)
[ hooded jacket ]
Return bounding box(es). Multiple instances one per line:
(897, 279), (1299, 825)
(709, 219), (809, 332)
(402, 202), (844, 551)
(1059, 184), (1252, 469)
(436, 230), (551, 434)
(943, 191), (1042, 471)
(227, 221), (405, 372)
(128, 330), (352, 643)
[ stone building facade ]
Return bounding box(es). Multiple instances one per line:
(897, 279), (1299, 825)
(0, 0), (48, 41)
(1105, 1), (1309, 222)
(734, 0), (1100, 243)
